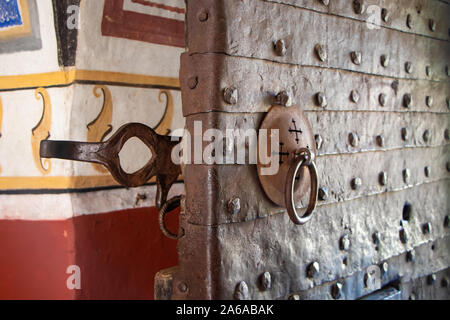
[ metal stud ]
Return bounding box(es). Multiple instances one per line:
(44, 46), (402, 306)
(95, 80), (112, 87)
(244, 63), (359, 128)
(376, 135), (385, 147)
(424, 166), (430, 178)
(234, 281), (249, 300)
(275, 91), (292, 107)
(331, 282), (343, 299)
(315, 92), (327, 107)
(441, 277), (449, 288)
(188, 76), (198, 89)
(400, 229), (408, 244)
(274, 39), (287, 56)
(178, 282), (188, 293)
(446, 66), (450, 77)
(350, 90), (360, 103)
(403, 202), (412, 221)
(379, 172), (388, 186)
(423, 130), (431, 143)
(401, 127), (409, 141)
(422, 222), (432, 235)
(406, 14), (413, 29)
(351, 177), (362, 190)
(406, 249), (415, 262)
(260, 272), (272, 291)
(318, 187), (328, 201)
(223, 87), (238, 105)
(381, 8), (389, 23)
(289, 294), (300, 300)
(348, 132), (359, 147)
(198, 10), (209, 22)
(444, 215), (450, 228)
(380, 262), (388, 276)
(315, 134), (323, 150)
(352, 0), (364, 14)
(429, 19), (436, 32)
(427, 274), (436, 285)
(405, 62), (413, 74)
(228, 197), (241, 215)
(445, 129), (449, 141)
(447, 162), (450, 173)
(425, 65), (431, 77)
(350, 51), (362, 65)
(380, 54), (389, 68)
(403, 94), (413, 108)
(319, 0), (329, 5)
(379, 93), (387, 107)
(339, 234), (351, 251)
(307, 262), (320, 278)
(447, 97), (449, 110)
(372, 232), (381, 245)
(403, 168), (411, 184)
(315, 43), (327, 62)
(425, 96), (433, 108)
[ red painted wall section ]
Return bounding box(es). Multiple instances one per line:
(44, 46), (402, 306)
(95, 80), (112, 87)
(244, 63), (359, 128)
(0, 207), (179, 300)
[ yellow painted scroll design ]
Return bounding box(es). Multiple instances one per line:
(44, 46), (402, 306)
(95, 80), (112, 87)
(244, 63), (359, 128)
(0, 96), (3, 174)
(154, 90), (174, 136)
(87, 85), (113, 173)
(31, 88), (52, 175)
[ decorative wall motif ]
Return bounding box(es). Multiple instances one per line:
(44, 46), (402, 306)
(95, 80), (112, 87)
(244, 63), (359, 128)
(31, 88), (52, 175)
(87, 85), (113, 173)
(0, 0), (41, 53)
(101, 0), (185, 48)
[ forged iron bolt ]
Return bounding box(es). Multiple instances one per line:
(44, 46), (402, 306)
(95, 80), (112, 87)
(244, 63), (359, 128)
(403, 202), (412, 221)
(223, 87), (238, 105)
(350, 51), (362, 65)
(352, 0), (364, 14)
(178, 282), (188, 293)
(406, 14), (413, 29)
(445, 129), (449, 141)
(331, 283), (343, 299)
(405, 62), (413, 74)
(380, 54), (389, 68)
(315, 134), (323, 150)
(429, 19), (436, 32)
(379, 93), (387, 107)
(406, 249), (415, 262)
(400, 229), (408, 244)
(275, 91), (292, 107)
(403, 93), (413, 108)
(351, 177), (362, 190)
(198, 10), (209, 22)
(274, 39), (287, 56)
(318, 0), (329, 6)
(348, 132), (359, 147)
(307, 262), (320, 278)
(340, 234), (351, 251)
(425, 66), (431, 77)
(289, 294), (300, 300)
(350, 90), (360, 103)
(423, 130), (431, 143)
(228, 198), (241, 215)
(260, 272), (271, 291)
(424, 166), (430, 178)
(372, 232), (381, 245)
(403, 169), (410, 184)
(380, 262), (389, 276)
(376, 135), (385, 147)
(379, 171), (388, 186)
(444, 215), (450, 228)
(426, 96), (433, 108)
(318, 187), (328, 201)
(234, 281), (249, 300)
(188, 76), (198, 89)
(401, 127), (409, 141)
(314, 44), (327, 62)
(315, 92), (327, 107)
(427, 274), (436, 285)
(441, 277), (449, 288)
(381, 8), (389, 22)
(422, 222), (432, 235)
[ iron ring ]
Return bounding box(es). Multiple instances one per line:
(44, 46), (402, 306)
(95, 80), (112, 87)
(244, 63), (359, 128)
(284, 149), (319, 225)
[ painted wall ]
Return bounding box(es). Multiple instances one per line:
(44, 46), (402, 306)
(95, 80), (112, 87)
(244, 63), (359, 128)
(0, 0), (185, 299)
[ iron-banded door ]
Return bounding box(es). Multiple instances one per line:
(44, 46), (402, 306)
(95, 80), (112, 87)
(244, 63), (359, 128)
(174, 0), (450, 300)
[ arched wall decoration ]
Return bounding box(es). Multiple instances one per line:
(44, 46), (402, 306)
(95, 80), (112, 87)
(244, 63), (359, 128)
(87, 85), (113, 173)
(31, 87), (52, 175)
